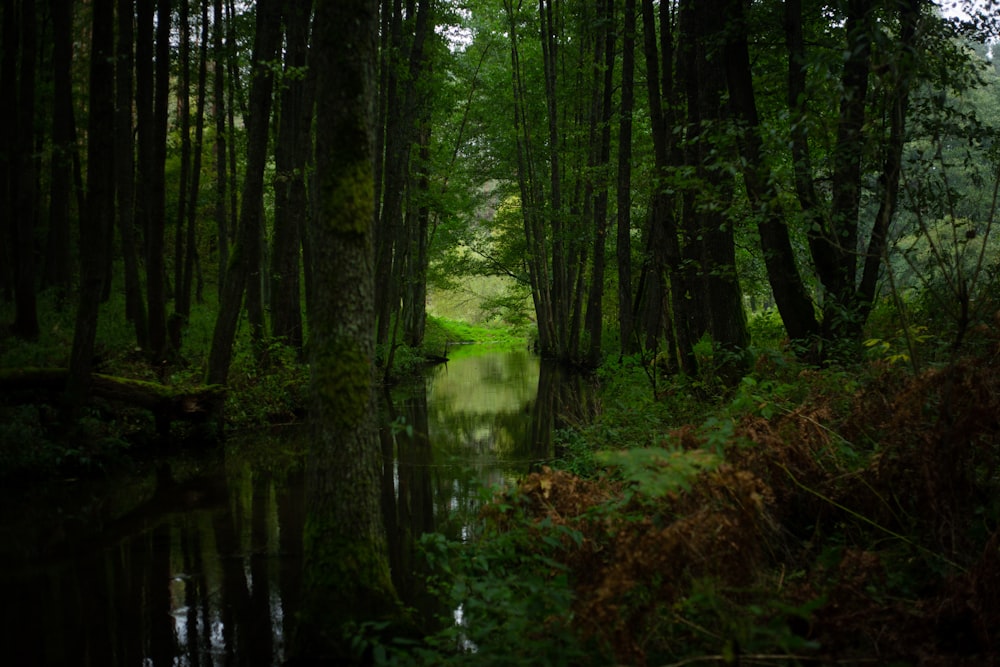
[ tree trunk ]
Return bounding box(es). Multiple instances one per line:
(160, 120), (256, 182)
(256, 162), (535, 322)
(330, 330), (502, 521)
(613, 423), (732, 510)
(10, 0), (40, 341)
(134, 0), (171, 362)
(68, 0), (115, 409)
(585, 0), (616, 367)
(858, 0), (919, 322)
(403, 123), (431, 348)
(640, 0), (689, 366)
(44, 0), (76, 301)
(270, 0), (314, 351)
(539, 0), (568, 355)
(616, 0), (636, 358)
(505, 0), (557, 356)
(822, 0), (873, 345)
(292, 0), (402, 659)
(173, 0), (192, 347)
(212, 0), (229, 298)
(722, 0), (818, 348)
(206, 0), (282, 388)
(679, 0), (748, 372)
(181, 0), (209, 315)
(116, 0), (149, 349)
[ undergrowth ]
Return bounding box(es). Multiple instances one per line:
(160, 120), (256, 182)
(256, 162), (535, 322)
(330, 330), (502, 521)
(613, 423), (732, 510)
(381, 317), (1000, 666)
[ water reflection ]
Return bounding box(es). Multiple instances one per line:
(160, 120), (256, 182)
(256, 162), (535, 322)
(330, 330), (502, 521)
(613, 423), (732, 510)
(0, 450), (304, 666)
(0, 347), (590, 665)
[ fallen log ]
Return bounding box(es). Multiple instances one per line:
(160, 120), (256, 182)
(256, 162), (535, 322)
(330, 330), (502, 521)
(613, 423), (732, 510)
(0, 367), (226, 433)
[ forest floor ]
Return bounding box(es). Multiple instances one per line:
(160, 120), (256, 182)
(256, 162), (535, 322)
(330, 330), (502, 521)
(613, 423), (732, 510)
(425, 323), (1000, 666)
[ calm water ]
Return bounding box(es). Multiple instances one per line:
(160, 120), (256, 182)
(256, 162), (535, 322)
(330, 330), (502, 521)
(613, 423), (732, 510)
(0, 347), (587, 666)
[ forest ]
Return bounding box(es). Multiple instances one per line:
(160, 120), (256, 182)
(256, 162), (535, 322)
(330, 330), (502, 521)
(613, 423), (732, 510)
(2, 0), (1000, 664)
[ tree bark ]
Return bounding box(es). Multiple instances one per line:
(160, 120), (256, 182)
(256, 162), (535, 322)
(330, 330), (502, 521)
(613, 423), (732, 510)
(206, 0), (282, 387)
(858, 0), (920, 322)
(212, 0), (229, 298)
(293, 0), (402, 659)
(822, 0), (873, 344)
(115, 0), (149, 349)
(68, 0), (115, 409)
(640, 0), (689, 366)
(723, 0), (818, 347)
(10, 0), (40, 341)
(270, 0), (314, 350)
(616, 0), (636, 357)
(678, 0), (748, 372)
(44, 0), (76, 300)
(585, 0), (616, 367)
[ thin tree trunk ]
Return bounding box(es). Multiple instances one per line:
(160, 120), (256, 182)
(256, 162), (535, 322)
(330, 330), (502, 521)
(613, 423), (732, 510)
(212, 0), (229, 298)
(640, 0), (689, 365)
(617, 0), (636, 358)
(181, 0), (210, 315)
(143, 0), (172, 362)
(859, 0), (919, 321)
(270, 0), (313, 350)
(539, 0), (568, 353)
(44, 0), (76, 301)
(116, 0), (149, 349)
(206, 0), (282, 388)
(585, 0), (616, 367)
(723, 0), (818, 346)
(505, 0), (556, 356)
(11, 0), (40, 341)
(822, 0), (873, 343)
(68, 0), (115, 408)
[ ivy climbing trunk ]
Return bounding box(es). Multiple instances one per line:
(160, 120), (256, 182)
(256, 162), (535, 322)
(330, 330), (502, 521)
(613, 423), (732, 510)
(292, 0), (401, 660)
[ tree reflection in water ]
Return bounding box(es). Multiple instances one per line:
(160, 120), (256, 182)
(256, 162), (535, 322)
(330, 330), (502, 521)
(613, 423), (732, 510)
(0, 347), (593, 665)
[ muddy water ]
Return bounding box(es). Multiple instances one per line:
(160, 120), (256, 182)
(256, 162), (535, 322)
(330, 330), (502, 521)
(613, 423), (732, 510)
(0, 347), (580, 666)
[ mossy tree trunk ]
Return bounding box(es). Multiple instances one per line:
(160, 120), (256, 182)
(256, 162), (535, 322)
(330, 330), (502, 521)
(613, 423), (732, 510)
(292, 0), (400, 661)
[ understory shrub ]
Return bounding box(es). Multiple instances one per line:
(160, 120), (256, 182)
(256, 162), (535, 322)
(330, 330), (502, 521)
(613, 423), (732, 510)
(396, 321), (1000, 666)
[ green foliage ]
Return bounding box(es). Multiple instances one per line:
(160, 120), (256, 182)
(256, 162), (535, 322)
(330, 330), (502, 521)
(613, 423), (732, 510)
(596, 446), (720, 499)
(224, 335), (308, 430)
(0, 404), (134, 480)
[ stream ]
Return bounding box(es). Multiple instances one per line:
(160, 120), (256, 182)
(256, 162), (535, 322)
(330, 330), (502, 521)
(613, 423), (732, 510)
(0, 346), (591, 666)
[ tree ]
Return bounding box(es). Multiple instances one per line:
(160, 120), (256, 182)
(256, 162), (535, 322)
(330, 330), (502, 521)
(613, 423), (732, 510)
(206, 0), (282, 388)
(374, 0), (434, 356)
(616, 0), (637, 357)
(44, 0), (78, 301)
(292, 0), (402, 659)
(135, 0), (171, 362)
(7, 0), (40, 340)
(722, 0), (818, 348)
(116, 0), (149, 349)
(68, 0), (115, 407)
(270, 0), (314, 351)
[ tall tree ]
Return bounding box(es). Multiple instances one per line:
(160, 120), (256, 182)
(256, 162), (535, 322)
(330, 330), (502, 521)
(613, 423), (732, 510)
(8, 0), (40, 340)
(783, 0), (926, 358)
(640, 0), (687, 367)
(44, 0), (77, 300)
(293, 0), (402, 659)
(722, 0), (818, 348)
(68, 0), (115, 406)
(134, 0), (172, 361)
(270, 0), (314, 350)
(616, 0), (637, 357)
(207, 0), (282, 387)
(212, 0), (229, 297)
(678, 0), (748, 365)
(374, 0), (433, 352)
(116, 0), (149, 348)
(584, 0), (616, 367)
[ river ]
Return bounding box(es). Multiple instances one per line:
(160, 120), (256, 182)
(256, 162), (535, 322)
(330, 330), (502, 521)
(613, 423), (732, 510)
(0, 346), (588, 666)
